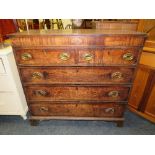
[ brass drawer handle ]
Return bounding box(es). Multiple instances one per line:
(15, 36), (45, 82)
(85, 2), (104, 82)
(21, 53), (32, 60)
(59, 52), (70, 61)
(108, 91), (119, 97)
(32, 72), (43, 79)
(35, 90), (48, 96)
(83, 53), (93, 61)
(123, 53), (134, 61)
(111, 72), (123, 80)
(40, 107), (49, 112)
(105, 108), (115, 114)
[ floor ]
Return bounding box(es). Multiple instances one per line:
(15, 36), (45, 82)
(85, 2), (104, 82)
(0, 110), (155, 135)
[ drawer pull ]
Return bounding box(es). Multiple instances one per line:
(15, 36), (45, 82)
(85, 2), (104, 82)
(59, 52), (70, 61)
(108, 91), (119, 97)
(35, 90), (48, 96)
(111, 72), (123, 80)
(123, 53), (134, 61)
(32, 72), (43, 79)
(21, 53), (32, 60)
(40, 107), (49, 112)
(83, 53), (93, 61)
(105, 108), (115, 114)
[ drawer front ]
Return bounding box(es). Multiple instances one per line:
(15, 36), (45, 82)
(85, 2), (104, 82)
(20, 67), (134, 84)
(25, 86), (130, 101)
(78, 48), (140, 65)
(12, 36), (145, 47)
(14, 49), (76, 65)
(29, 102), (126, 117)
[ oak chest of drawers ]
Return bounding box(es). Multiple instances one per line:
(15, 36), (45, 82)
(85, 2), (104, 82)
(9, 29), (146, 126)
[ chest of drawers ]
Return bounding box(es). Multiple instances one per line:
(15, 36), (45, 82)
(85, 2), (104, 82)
(9, 29), (146, 126)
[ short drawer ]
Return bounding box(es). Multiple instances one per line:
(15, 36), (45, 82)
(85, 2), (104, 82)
(78, 48), (140, 65)
(20, 67), (135, 84)
(29, 102), (126, 117)
(14, 49), (76, 65)
(25, 85), (130, 101)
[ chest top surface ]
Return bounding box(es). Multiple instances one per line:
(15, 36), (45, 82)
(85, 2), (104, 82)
(8, 29), (146, 37)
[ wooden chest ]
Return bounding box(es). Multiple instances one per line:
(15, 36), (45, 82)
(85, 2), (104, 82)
(9, 29), (146, 126)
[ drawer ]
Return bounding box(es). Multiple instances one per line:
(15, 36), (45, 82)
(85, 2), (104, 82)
(14, 49), (76, 65)
(78, 48), (140, 65)
(25, 85), (130, 101)
(12, 35), (145, 47)
(29, 102), (126, 117)
(20, 67), (134, 84)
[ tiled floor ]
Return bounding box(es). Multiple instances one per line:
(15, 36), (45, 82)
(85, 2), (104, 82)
(0, 110), (155, 135)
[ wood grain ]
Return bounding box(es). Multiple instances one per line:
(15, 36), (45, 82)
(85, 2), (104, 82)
(29, 102), (126, 117)
(20, 67), (135, 84)
(128, 65), (150, 109)
(25, 85), (130, 101)
(14, 48), (140, 66)
(144, 72), (155, 117)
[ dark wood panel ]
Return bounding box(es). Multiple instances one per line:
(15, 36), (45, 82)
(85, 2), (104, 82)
(144, 72), (155, 117)
(25, 85), (130, 101)
(20, 67), (135, 84)
(0, 19), (18, 41)
(29, 102), (126, 117)
(128, 65), (150, 109)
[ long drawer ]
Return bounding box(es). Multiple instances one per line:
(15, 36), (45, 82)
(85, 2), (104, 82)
(24, 85), (130, 101)
(20, 67), (135, 84)
(14, 48), (140, 66)
(29, 102), (126, 117)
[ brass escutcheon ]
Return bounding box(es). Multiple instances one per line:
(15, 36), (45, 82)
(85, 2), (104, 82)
(111, 72), (123, 80)
(105, 108), (115, 114)
(35, 90), (48, 96)
(123, 53), (134, 61)
(40, 107), (49, 112)
(21, 53), (32, 60)
(108, 90), (119, 97)
(59, 52), (70, 61)
(83, 53), (93, 61)
(32, 72), (43, 79)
